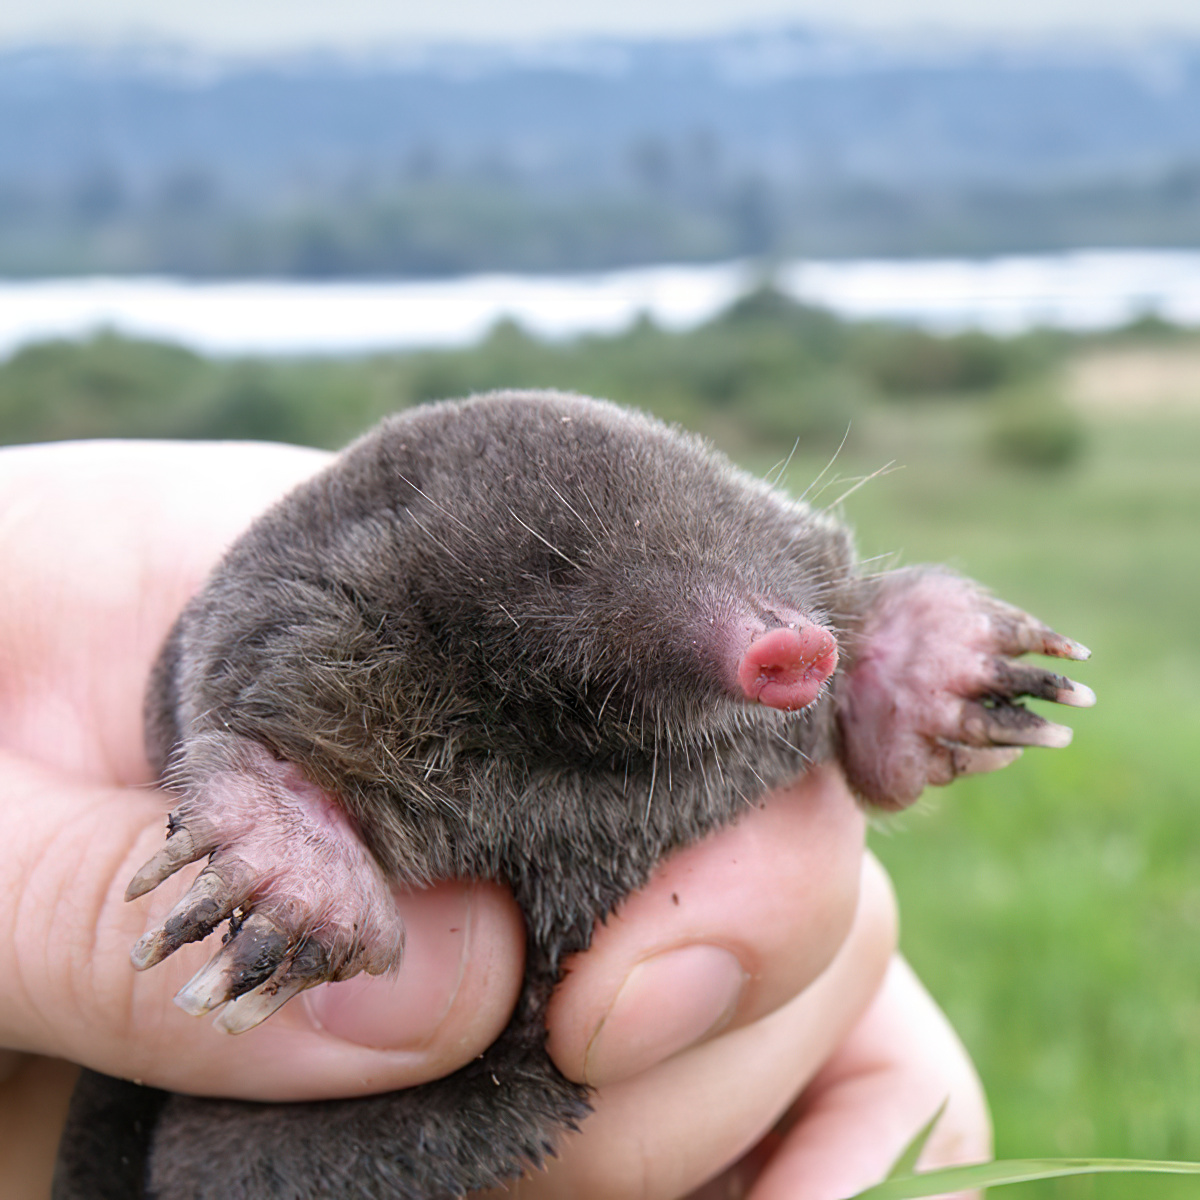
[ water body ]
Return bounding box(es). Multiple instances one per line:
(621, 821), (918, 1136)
(2, 249), (1199, 359)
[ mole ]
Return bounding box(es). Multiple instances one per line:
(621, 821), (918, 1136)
(52, 391), (1093, 1199)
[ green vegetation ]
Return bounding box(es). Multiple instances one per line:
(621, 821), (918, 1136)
(0, 182), (746, 280)
(829, 406), (1200, 1198)
(987, 386), (1088, 470)
(3, 294), (1199, 1195)
(11, 171), (1200, 279)
(0, 287), (1077, 456)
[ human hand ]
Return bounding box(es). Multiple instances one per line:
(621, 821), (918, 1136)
(688, 952), (992, 1200)
(0, 439), (986, 1198)
(485, 861), (989, 1200)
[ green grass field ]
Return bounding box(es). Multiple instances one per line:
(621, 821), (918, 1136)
(770, 406), (1200, 1198)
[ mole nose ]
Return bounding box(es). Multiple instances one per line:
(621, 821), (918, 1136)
(737, 625), (839, 711)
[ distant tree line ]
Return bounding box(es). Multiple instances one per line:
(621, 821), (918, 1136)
(0, 287), (1114, 468)
(7, 33), (1200, 278)
(5, 159), (1200, 278)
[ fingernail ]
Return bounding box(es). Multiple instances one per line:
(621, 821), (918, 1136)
(583, 945), (747, 1087)
(302, 883), (472, 1050)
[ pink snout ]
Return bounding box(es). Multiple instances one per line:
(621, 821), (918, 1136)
(737, 625), (839, 711)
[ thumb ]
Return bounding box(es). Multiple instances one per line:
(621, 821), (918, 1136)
(0, 750), (525, 1102)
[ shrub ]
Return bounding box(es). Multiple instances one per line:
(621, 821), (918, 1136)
(987, 389), (1086, 469)
(858, 327), (1011, 396)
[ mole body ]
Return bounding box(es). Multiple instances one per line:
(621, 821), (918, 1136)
(53, 392), (1093, 1199)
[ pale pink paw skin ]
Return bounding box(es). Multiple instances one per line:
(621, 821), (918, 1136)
(838, 569), (1093, 810)
(127, 740), (405, 1032)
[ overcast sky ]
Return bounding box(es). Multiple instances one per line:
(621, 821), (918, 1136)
(5, 0), (1200, 53)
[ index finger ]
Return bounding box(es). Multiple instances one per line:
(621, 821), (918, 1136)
(0, 439), (330, 785)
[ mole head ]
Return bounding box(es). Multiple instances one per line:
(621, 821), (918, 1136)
(389, 392), (853, 758)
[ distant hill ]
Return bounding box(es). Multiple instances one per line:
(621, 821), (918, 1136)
(3, 29), (1200, 276)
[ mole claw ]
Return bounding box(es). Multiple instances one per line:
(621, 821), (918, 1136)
(130, 932), (169, 972)
(1045, 632), (1091, 661)
(963, 700), (1073, 750)
(209, 932), (336, 1031)
(997, 717), (1073, 749)
(126, 826), (212, 902)
(950, 744), (1024, 779)
(214, 976), (312, 1034)
(130, 868), (238, 970)
(988, 659), (1096, 710)
(988, 597), (1091, 662)
(175, 958), (233, 1018)
(174, 913), (291, 1017)
(1055, 680), (1097, 708)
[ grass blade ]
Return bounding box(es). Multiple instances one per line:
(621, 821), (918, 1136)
(885, 1099), (949, 1180)
(852, 1157), (1200, 1199)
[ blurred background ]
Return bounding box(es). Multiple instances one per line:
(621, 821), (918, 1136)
(2, 2), (1200, 1196)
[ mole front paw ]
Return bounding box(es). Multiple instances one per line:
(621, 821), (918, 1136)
(127, 741), (405, 1032)
(839, 569), (1094, 809)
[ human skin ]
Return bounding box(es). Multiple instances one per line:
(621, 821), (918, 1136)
(0, 440), (990, 1198)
